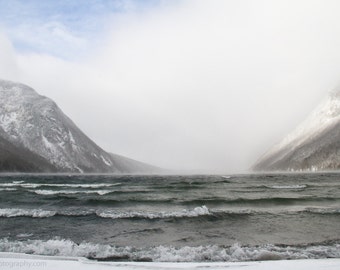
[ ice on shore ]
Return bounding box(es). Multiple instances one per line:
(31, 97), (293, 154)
(0, 252), (340, 270)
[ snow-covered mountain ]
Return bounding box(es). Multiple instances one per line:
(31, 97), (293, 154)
(0, 79), (159, 173)
(253, 87), (340, 172)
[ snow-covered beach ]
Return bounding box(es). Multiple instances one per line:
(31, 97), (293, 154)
(1, 253), (340, 270)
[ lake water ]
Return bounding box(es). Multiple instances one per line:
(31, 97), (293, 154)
(0, 173), (339, 262)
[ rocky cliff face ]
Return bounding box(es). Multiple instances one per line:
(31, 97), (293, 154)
(0, 136), (57, 172)
(253, 87), (340, 172)
(0, 79), (158, 173)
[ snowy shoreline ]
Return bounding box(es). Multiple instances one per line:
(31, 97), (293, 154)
(1, 252), (340, 270)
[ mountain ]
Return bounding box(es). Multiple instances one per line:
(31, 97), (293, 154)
(253, 87), (340, 172)
(0, 136), (57, 172)
(0, 79), (159, 173)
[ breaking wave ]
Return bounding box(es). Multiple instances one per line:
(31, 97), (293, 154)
(0, 188), (17, 191)
(0, 208), (56, 218)
(0, 206), (211, 219)
(267, 185), (307, 189)
(1, 206), (339, 220)
(0, 238), (339, 262)
(0, 182), (121, 189)
(180, 196), (340, 206)
(29, 189), (113, 196)
(12, 181), (24, 184)
(97, 206), (211, 219)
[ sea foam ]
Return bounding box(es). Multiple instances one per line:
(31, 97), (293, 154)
(0, 182), (120, 189)
(0, 206), (211, 219)
(0, 206), (339, 219)
(267, 185), (307, 189)
(0, 188), (17, 191)
(0, 208), (56, 218)
(30, 189), (113, 196)
(0, 238), (339, 262)
(97, 206), (211, 219)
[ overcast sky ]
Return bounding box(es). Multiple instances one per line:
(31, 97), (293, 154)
(1, 0), (340, 173)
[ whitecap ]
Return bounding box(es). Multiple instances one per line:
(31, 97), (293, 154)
(303, 207), (340, 214)
(0, 183), (17, 187)
(12, 181), (24, 184)
(16, 233), (34, 238)
(25, 183), (120, 189)
(20, 184), (41, 188)
(97, 206), (211, 219)
(0, 188), (17, 191)
(0, 208), (56, 218)
(30, 189), (113, 196)
(0, 238), (339, 262)
(268, 185), (307, 189)
(43, 183), (120, 188)
(0, 183), (120, 189)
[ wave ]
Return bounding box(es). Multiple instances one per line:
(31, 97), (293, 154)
(77, 195), (340, 207)
(84, 198), (175, 206)
(0, 208), (102, 218)
(16, 233), (34, 238)
(0, 208), (56, 218)
(97, 206), (211, 219)
(3, 189), (331, 207)
(29, 189), (113, 196)
(0, 238), (339, 262)
(12, 181), (24, 184)
(180, 196), (340, 206)
(0, 188), (17, 191)
(0, 182), (121, 189)
(1, 206), (339, 220)
(0, 206), (211, 219)
(266, 185), (307, 189)
(303, 207), (340, 214)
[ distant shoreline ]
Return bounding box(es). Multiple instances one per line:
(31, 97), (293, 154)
(2, 170), (340, 176)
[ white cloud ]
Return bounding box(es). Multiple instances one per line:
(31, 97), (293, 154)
(0, 32), (22, 80)
(2, 0), (340, 172)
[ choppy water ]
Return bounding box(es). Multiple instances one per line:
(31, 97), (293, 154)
(0, 173), (339, 262)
